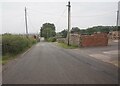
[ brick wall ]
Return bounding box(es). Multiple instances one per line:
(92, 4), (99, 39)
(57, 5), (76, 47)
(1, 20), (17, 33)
(57, 33), (108, 47)
(80, 33), (108, 47)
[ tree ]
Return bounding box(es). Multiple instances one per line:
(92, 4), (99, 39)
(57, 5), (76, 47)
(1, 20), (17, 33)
(80, 26), (118, 35)
(71, 27), (80, 34)
(80, 29), (87, 35)
(60, 29), (67, 38)
(40, 23), (56, 39)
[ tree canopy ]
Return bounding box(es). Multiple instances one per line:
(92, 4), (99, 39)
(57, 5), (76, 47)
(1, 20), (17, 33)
(40, 23), (56, 39)
(80, 26), (120, 35)
(57, 29), (67, 38)
(56, 26), (120, 39)
(71, 27), (80, 34)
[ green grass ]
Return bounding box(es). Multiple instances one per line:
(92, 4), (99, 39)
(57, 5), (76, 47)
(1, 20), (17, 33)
(0, 56), (2, 64)
(2, 46), (33, 65)
(57, 42), (78, 49)
(2, 54), (15, 65)
(2, 34), (37, 65)
(2, 34), (37, 55)
(47, 37), (56, 42)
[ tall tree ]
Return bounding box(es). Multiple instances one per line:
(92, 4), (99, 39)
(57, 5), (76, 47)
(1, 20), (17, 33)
(40, 23), (56, 39)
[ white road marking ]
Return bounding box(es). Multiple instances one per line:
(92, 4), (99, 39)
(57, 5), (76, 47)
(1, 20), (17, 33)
(113, 40), (118, 42)
(89, 54), (118, 67)
(103, 50), (118, 54)
(89, 54), (111, 62)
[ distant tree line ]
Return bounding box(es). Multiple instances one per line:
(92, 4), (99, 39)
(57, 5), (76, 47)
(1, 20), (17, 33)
(58, 26), (120, 38)
(40, 23), (120, 39)
(80, 26), (120, 35)
(57, 29), (68, 38)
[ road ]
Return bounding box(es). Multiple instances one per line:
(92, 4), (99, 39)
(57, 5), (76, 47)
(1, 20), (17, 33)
(3, 42), (118, 84)
(70, 41), (119, 67)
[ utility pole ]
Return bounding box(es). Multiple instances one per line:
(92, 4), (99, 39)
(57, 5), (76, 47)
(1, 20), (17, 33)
(67, 1), (71, 46)
(117, 1), (120, 27)
(25, 7), (28, 38)
(116, 1), (120, 31)
(116, 10), (119, 27)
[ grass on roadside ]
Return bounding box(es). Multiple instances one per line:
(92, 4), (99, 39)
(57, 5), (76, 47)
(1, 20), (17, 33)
(2, 34), (37, 65)
(0, 56), (2, 65)
(2, 46), (32, 65)
(57, 42), (78, 49)
(2, 54), (15, 65)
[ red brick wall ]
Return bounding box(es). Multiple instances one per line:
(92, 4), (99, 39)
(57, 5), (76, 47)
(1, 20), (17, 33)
(80, 33), (108, 47)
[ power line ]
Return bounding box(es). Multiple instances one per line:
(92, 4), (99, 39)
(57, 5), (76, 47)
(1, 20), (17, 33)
(71, 11), (117, 17)
(24, 4), (117, 36)
(56, 7), (67, 24)
(27, 12), (40, 34)
(28, 8), (66, 16)
(28, 7), (116, 17)
(27, 14), (37, 29)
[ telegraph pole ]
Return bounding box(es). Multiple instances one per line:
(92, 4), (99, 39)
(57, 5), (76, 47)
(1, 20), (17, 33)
(116, 10), (119, 27)
(67, 1), (71, 46)
(116, 1), (120, 31)
(25, 7), (28, 38)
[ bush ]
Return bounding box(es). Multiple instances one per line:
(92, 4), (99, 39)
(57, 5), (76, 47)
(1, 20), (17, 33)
(57, 38), (65, 43)
(47, 37), (56, 42)
(2, 34), (37, 55)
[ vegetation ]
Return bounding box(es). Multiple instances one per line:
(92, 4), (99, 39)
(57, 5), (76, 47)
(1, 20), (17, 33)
(2, 54), (16, 65)
(80, 26), (120, 35)
(2, 34), (37, 64)
(58, 42), (78, 49)
(0, 35), (1, 44)
(57, 29), (67, 38)
(57, 26), (120, 38)
(47, 37), (56, 42)
(40, 23), (56, 40)
(71, 27), (80, 34)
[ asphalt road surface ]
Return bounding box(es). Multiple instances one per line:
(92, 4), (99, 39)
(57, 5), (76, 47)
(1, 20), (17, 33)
(3, 42), (118, 84)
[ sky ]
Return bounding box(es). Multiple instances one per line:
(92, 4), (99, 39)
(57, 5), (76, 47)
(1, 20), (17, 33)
(0, 0), (120, 34)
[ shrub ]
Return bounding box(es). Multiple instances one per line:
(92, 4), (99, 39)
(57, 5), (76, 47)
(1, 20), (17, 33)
(2, 34), (37, 55)
(47, 37), (56, 42)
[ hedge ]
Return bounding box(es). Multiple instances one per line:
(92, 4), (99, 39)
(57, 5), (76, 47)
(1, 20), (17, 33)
(2, 34), (37, 55)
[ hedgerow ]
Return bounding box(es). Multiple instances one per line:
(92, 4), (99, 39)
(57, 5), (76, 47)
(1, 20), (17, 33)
(2, 34), (37, 55)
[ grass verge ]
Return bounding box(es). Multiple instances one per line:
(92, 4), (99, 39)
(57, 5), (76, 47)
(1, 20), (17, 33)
(57, 42), (78, 49)
(2, 34), (37, 65)
(2, 46), (31, 65)
(2, 54), (15, 65)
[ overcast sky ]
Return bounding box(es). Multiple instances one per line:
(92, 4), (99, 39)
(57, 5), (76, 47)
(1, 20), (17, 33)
(1, 0), (120, 34)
